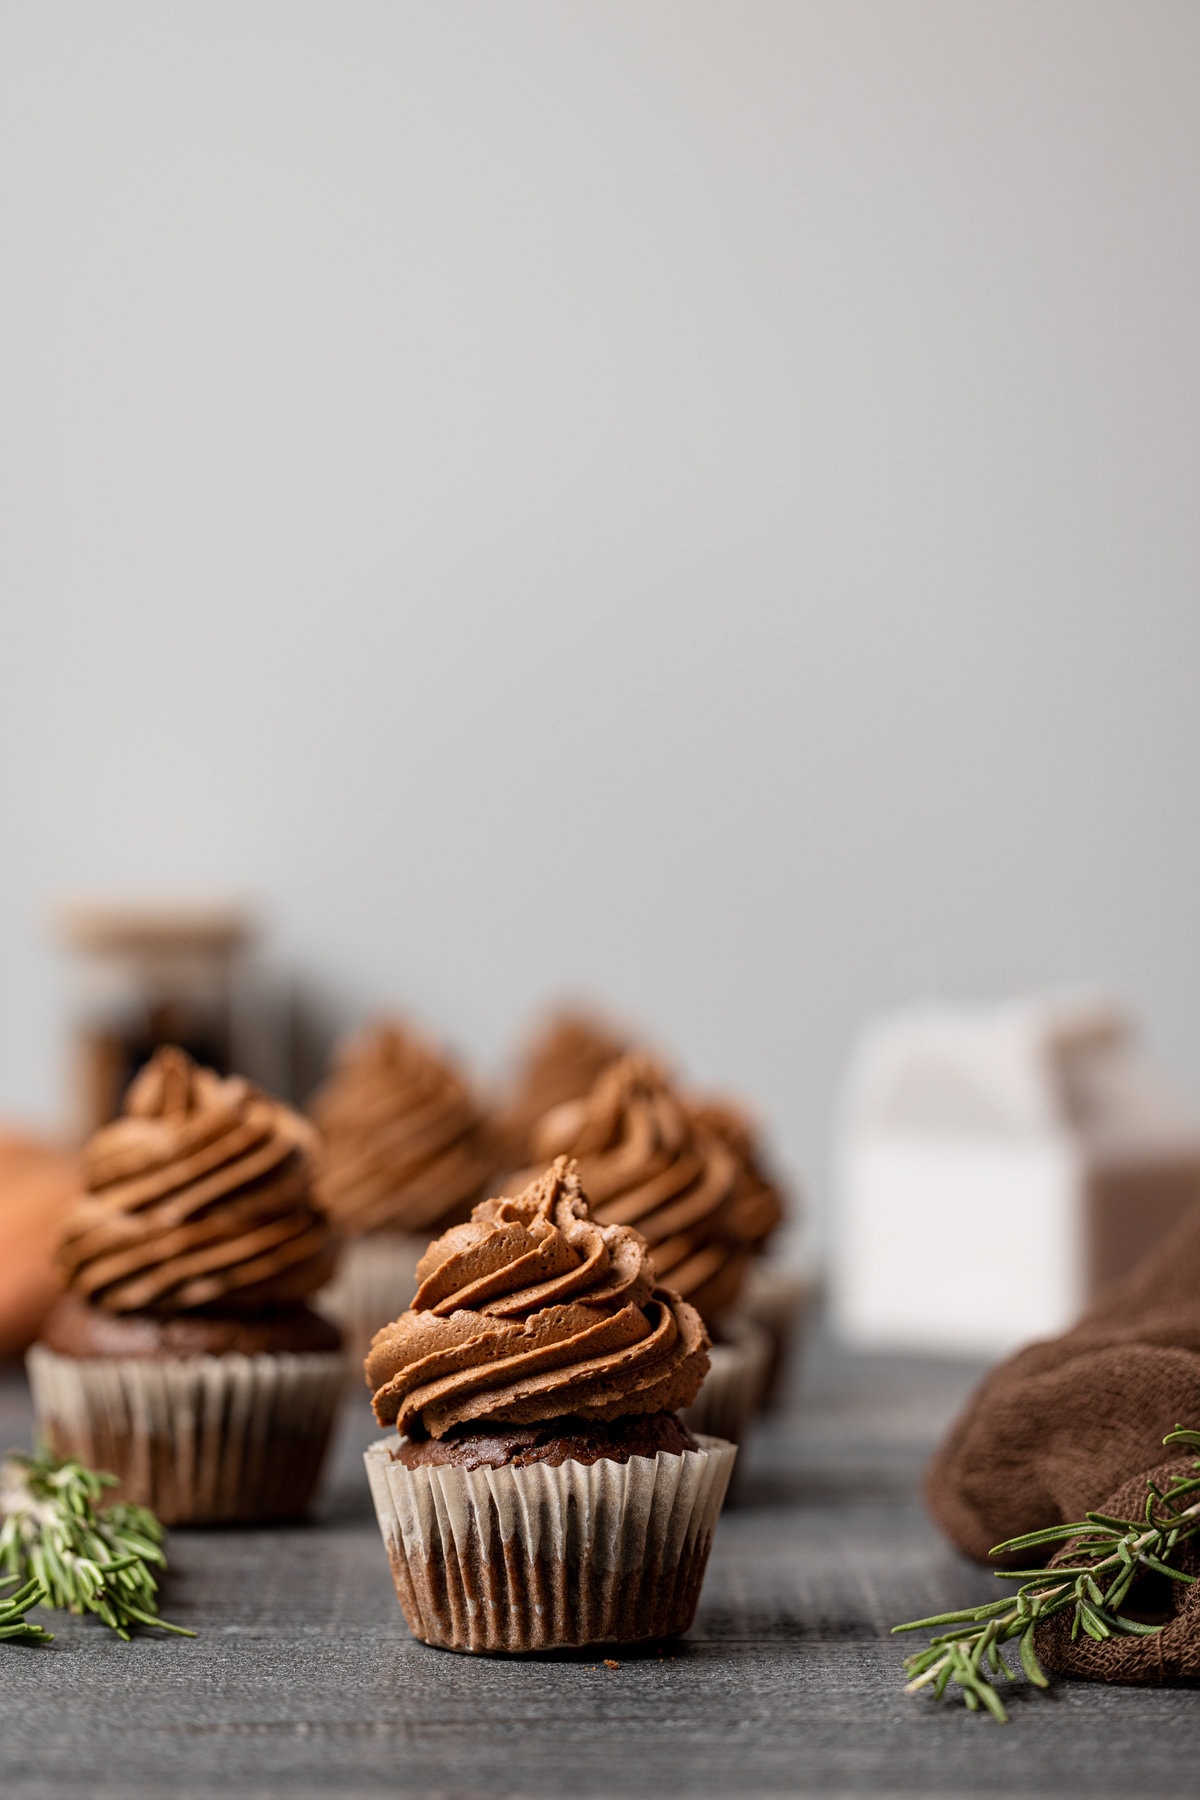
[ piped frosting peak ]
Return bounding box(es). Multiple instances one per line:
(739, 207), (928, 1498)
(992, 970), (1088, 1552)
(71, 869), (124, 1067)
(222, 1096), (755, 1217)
(528, 1056), (773, 1325)
(364, 1156), (709, 1437)
(58, 1047), (335, 1314)
(311, 1020), (494, 1236)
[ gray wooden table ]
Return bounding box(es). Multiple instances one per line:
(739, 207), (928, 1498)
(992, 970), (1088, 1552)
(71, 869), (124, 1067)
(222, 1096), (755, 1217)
(1, 1338), (1196, 1799)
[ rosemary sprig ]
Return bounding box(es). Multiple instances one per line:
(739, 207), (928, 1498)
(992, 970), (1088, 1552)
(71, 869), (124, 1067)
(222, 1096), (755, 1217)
(0, 1573), (53, 1645)
(894, 1425), (1200, 1721)
(0, 1450), (194, 1641)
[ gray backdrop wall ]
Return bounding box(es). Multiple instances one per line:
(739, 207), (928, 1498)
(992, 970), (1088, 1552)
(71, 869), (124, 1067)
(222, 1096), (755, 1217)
(3, 1), (1200, 1241)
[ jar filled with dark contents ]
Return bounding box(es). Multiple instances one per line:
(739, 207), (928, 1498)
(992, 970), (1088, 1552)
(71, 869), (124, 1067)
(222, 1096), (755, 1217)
(55, 903), (256, 1133)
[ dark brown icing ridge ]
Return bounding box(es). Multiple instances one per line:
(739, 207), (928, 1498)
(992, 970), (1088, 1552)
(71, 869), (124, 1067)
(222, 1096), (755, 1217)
(39, 1291), (342, 1358)
(57, 1047), (336, 1315)
(393, 1409), (698, 1470)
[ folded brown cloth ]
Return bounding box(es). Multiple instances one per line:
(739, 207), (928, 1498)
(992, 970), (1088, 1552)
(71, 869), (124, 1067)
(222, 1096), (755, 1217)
(1035, 1456), (1200, 1685)
(926, 1201), (1200, 1566)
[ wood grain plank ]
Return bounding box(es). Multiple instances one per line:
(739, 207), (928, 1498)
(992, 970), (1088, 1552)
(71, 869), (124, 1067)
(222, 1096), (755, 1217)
(1, 1344), (1196, 1798)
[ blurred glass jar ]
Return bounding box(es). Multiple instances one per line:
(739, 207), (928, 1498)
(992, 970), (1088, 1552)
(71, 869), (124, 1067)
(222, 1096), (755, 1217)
(55, 901), (260, 1133)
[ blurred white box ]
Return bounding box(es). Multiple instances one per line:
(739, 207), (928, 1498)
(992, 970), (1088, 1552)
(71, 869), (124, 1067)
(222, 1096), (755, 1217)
(831, 995), (1200, 1358)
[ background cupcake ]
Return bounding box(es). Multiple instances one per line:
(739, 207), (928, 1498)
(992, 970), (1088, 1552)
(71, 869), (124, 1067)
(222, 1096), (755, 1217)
(310, 1020), (497, 1360)
(492, 1007), (627, 1167)
(689, 1095), (808, 1408)
(363, 1156), (735, 1652)
(0, 1128), (78, 1359)
(520, 1057), (781, 1439)
(28, 1047), (344, 1524)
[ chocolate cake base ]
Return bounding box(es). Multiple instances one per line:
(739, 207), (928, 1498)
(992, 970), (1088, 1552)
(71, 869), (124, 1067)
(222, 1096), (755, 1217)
(395, 1410), (698, 1471)
(39, 1292), (342, 1359)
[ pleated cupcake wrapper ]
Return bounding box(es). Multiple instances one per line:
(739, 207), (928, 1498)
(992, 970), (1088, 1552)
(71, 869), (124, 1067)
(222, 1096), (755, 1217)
(739, 1262), (815, 1412)
(317, 1232), (427, 1371)
(366, 1431), (737, 1653)
(681, 1319), (772, 1444)
(26, 1344), (345, 1526)
(742, 1262), (814, 1340)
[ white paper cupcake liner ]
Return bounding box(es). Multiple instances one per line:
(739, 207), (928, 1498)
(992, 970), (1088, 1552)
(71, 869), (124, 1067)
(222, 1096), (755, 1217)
(365, 1430), (737, 1653)
(26, 1343), (345, 1526)
(317, 1232), (428, 1369)
(739, 1262), (815, 1411)
(680, 1318), (771, 1444)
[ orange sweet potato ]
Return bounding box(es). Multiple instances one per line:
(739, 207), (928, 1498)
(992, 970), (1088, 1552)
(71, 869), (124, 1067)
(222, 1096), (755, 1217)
(0, 1132), (78, 1359)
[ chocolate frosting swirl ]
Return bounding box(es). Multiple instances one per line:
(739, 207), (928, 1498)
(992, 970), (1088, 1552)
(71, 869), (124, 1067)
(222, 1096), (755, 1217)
(311, 1021), (495, 1236)
(689, 1097), (788, 1249)
(365, 1157), (709, 1436)
(58, 1048), (336, 1314)
(528, 1057), (772, 1325)
(494, 1010), (626, 1164)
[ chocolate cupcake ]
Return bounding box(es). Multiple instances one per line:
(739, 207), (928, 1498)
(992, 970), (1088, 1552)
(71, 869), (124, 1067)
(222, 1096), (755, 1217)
(310, 1021), (497, 1360)
(27, 1048), (344, 1525)
(493, 1008), (627, 1166)
(523, 1058), (777, 1439)
(690, 1097), (809, 1410)
(363, 1157), (736, 1653)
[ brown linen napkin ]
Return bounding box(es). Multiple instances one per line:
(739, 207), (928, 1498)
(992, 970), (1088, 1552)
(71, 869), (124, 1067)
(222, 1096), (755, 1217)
(925, 1202), (1200, 1566)
(1036, 1456), (1200, 1684)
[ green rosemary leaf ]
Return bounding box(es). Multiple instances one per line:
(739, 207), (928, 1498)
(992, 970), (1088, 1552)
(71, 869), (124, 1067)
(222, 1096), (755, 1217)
(1137, 1551), (1197, 1583)
(903, 1645), (945, 1676)
(892, 1598), (1014, 1633)
(898, 1422), (1200, 1720)
(974, 1677), (1009, 1723)
(990, 1522), (1099, 1554)
(120, 1604), (194, 1637)
(1003, 1566), (1100, 1582)
(0, 1450), (195, 1642)
(0, 1573), (52, 1646)
(1018, 1626), (1048, 1687)
(1078, 1605), (1108, 1642)
(1104, 1568), (1136, 1611)
(1161, 1473), (1200, 1498)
